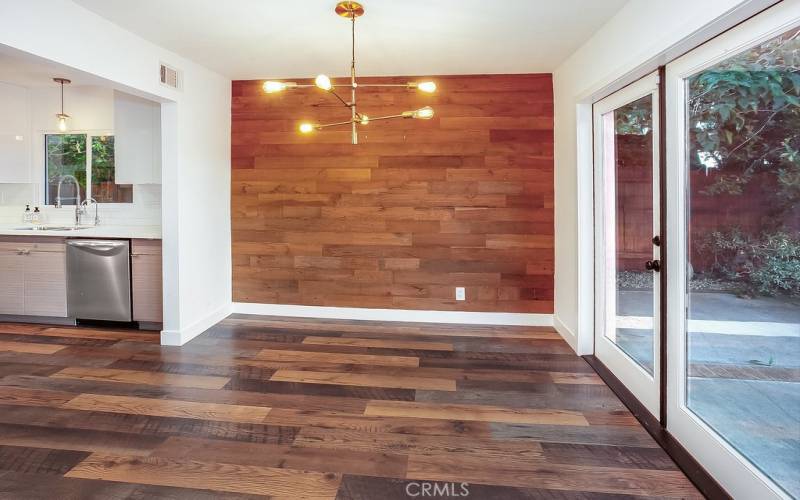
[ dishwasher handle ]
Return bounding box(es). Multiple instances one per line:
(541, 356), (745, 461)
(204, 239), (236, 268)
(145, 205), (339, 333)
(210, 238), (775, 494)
(67, 240), (129, 256)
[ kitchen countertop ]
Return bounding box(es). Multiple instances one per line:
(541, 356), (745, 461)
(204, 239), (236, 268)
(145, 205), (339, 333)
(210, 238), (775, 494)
(0, 224), (161, 239)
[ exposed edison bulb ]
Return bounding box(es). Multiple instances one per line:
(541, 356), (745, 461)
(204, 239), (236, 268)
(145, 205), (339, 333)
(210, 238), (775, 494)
(417, 81), (437, 93)
(315, 74), (332, 91)
(299, 123), (316, 134)
(263, 81), (287, 93)
(413, 106), (434, 119)
(360, 115), (369, 125)
(57, 114), (68, 132)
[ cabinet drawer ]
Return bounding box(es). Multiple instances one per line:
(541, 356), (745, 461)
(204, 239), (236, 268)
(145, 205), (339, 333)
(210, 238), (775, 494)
(131, 239), (162, 256)
(0, 237), (66, 254)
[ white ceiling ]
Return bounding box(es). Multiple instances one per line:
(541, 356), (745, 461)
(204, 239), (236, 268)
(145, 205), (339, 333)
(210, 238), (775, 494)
(0, 46), (109, 87)
(72, 0), (629, 79)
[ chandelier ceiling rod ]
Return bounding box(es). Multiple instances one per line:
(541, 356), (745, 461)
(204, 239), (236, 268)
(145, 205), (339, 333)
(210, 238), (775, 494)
(349, 6), (357, 144)
(261, 1), (437, 145)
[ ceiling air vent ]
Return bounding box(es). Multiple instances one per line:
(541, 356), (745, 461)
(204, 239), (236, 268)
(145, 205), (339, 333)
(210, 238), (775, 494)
(159, 62), (182, 90)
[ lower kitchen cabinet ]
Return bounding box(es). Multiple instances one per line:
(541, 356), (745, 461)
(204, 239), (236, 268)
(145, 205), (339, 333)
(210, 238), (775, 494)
(0, 237), (67, 317)
(0, 246), (25, 314)
(132, 239), (163, 323)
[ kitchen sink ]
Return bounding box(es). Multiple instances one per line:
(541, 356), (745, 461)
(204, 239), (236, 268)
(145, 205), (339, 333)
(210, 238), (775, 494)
(13, 226), (88, 231)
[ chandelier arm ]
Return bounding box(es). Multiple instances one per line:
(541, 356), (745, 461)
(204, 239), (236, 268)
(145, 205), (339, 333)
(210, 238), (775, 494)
(317, 119), (357, 130)
(362, 113), (407, 122)
(329, 89), (352, 108)
(356, 84), (411, 88)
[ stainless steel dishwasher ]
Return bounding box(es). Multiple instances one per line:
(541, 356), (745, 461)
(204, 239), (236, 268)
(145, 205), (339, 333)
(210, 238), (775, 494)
(66, 239), (132, 322)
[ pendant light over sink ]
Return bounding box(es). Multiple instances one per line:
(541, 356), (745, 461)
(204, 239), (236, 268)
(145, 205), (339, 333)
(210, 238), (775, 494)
(53, 77), (71, 132)
(261, 1), (437, 145)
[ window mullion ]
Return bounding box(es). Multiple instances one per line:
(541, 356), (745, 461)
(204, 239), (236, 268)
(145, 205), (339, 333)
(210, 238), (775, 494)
(86, 134), (92, 201)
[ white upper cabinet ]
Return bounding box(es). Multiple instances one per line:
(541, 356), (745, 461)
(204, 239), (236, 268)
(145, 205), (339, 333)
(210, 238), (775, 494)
(114, 91), (162, 185)
(0, 82), (31, 183)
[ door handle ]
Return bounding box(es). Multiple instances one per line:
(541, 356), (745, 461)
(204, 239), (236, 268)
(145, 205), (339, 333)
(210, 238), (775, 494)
(645, 259), (661, 272)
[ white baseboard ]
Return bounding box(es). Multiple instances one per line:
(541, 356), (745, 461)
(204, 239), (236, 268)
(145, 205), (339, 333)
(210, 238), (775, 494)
(232, 302), (553, 327)
(553, 314), (579, 353)
(160, 302), (233, 346)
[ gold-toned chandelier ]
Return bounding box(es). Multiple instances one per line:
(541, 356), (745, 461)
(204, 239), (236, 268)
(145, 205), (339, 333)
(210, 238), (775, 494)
(262, 1), (436, 145)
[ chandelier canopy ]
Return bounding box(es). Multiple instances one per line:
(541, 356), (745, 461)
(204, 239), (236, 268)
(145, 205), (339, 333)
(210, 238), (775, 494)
(262, 1), (436, 145)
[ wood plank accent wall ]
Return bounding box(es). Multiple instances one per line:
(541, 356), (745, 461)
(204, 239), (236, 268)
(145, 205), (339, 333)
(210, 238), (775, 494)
(231, 74), (554, 313)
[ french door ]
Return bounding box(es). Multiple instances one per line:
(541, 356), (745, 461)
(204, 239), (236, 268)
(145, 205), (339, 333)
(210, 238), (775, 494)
(665, 2), (800, 498)
(593, 73), (661, 418)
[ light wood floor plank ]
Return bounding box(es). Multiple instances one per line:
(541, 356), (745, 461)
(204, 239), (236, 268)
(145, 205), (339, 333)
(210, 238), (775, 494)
(0, 340), (65, 355)
(550, 372), (605, 385)
(364, 401), (589, 426)
(61, 393), (271, 424)
(51, 367), (231, 390)
(65, 453), (342, 499)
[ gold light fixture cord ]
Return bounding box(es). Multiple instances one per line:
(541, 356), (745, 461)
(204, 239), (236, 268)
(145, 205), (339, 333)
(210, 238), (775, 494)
(351, 12), (357, 144)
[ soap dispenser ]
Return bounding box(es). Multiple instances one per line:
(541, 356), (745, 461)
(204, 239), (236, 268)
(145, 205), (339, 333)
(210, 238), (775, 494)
(22, 205), (31, 224)
(32, 206), (41, 225)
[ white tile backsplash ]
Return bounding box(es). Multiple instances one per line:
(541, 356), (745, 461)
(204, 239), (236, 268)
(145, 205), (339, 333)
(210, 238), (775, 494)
(0, 183), (161, 227)
(0, 183), (35, 206)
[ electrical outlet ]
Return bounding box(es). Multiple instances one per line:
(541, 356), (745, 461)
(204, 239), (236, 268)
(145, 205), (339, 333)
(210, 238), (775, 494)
(455, 287), (466, 301)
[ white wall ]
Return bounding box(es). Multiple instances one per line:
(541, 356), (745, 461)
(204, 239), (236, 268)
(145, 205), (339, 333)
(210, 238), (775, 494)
(0, 0), (232, 344)
(551, 0), (774, 353)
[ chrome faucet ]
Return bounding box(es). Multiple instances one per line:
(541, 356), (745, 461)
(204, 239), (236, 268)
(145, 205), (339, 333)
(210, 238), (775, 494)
(55, 174), (84, 226)
(80, 198), (99, 226)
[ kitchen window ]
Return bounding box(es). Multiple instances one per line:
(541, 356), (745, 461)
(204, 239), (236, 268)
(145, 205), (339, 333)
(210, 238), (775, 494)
(45, 133), (133, 204)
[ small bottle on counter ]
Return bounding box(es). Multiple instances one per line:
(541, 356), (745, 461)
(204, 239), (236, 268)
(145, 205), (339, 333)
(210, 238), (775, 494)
(22, 205), (31, 224)
(31, 206), (41, 225)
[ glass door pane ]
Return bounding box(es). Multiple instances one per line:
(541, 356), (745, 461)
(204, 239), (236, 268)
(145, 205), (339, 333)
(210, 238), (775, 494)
(684, 24), (800, 498)
(606, 94), (656, 374)
(594, 72), (661, 417)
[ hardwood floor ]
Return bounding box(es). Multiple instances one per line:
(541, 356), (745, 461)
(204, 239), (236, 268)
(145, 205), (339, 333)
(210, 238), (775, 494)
(0, 316), (702, 499)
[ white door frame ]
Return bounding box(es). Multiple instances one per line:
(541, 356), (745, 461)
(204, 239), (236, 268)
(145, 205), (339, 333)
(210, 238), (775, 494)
(593, 72), (661, 417)
(665, 2), (800, 498)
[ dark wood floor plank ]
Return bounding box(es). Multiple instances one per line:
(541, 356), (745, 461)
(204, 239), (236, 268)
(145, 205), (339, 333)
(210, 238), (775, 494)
(256, 348), (420, 368)
(271, 369), (456, 392)
(264, 408), (492, 438)
(334, 474), (661, 500)
(0, 444), (89, 476)
(225, 375), (418, 400)
(487, 422), (658, 448)
(303, 336), (455, 352)
(0, 403), (298, 445)
(0, 422), (165, 457)
(152, 436), (409, 479)
(540, 442), (677, 470)
(294, 426), (543, 462)
(406, 454), (702, 498)
(0, 470), (268, 500)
